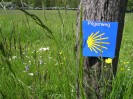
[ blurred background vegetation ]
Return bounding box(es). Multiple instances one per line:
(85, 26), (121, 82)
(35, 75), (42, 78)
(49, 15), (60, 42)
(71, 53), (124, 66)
(0, 0), (132, 11)
(127, 0), (133, 11)
(0, 0), (79, 9)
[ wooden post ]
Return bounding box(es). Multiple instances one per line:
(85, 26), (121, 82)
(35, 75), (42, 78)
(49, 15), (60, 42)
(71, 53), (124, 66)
(76, 0), (128, 98)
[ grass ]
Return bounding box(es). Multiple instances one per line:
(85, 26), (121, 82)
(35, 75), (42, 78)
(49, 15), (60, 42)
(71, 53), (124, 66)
(0, 10), (133, 99)
(110, 14), (133, 99)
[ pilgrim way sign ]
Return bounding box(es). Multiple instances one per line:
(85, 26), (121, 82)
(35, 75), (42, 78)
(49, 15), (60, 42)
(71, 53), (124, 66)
(82, 20), (118, 58)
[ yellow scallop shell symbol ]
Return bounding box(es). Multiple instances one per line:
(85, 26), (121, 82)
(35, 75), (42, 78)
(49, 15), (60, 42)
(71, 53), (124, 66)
(87, 31), (110, 53)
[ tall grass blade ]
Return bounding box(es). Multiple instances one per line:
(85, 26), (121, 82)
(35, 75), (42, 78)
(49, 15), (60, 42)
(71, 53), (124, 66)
(19, 9), (53, 39)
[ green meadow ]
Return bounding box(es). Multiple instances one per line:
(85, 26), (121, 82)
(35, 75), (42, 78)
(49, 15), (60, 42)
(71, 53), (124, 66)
(0, 10), (133, 98)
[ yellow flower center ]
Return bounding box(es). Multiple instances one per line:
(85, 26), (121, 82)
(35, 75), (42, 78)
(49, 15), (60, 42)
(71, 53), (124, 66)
(105, 58), (112, 64)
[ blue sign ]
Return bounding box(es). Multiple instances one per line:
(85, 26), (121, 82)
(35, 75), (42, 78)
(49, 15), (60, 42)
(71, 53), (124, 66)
(83, 20), (118, 58)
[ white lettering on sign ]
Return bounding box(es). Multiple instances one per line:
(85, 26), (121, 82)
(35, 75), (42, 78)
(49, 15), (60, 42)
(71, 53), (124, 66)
(88, 21), (110, 28)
